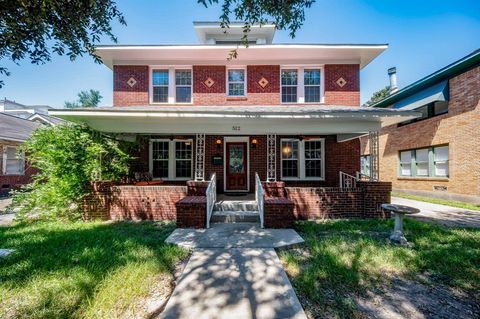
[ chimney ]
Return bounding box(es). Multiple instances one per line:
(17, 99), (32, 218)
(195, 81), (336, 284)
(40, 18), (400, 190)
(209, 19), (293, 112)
(388, 67), (398, 93)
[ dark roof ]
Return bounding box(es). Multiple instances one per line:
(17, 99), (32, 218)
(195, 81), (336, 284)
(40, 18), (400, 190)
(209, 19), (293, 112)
(0, 113), (40, 142)
(372, 49), (480, 108)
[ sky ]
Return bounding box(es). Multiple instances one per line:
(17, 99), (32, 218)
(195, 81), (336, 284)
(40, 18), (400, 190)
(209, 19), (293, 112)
(1, 0), (479, 107)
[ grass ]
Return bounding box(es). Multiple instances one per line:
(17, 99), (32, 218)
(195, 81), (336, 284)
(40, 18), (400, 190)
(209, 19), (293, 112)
(0, 220), (188, 319)
(279, 219), (480, 318)
(392, 191), (480, 211)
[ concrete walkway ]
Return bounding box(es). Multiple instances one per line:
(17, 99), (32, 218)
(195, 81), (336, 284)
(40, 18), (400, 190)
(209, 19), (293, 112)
(163, 224), (307, 319)
(392, 197), (480, 228)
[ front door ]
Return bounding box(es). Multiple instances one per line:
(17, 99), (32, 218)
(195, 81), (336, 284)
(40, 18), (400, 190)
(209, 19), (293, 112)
(226, 142), (248, 191)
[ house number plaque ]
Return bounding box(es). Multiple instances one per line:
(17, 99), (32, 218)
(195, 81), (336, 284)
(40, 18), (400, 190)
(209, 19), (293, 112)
(232, 126), (241, 131)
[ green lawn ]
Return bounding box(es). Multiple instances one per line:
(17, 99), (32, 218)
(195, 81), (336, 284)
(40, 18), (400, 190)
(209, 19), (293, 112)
(0, 221), (188, 319)
(279, 219), (480, 318)
(392, 191), (480, 211)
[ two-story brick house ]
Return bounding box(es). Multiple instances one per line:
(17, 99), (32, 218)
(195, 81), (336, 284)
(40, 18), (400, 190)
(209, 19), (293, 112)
(51, 22), (418, 227)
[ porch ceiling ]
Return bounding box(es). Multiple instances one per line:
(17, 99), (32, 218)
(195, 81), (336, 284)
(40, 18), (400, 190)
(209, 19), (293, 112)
(49, 105), (420, 135)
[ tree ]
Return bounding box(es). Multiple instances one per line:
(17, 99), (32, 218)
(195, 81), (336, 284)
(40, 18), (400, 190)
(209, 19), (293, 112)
(198, 0), (315, 58)
(65, 90), (103, 108)
(363, 86), (391, 107)
(0, 0), (126, 87)
(12, 124), (132, 219)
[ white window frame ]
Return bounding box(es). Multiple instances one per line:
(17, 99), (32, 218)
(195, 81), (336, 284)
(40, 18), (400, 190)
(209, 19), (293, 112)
(149, 66), (193, 105)
(280, 138), (325, 181)
(280, 66), (324, 104)
(226, 67), (247, 97)
(148, 139), (193, 180)
(2, 146), (25, 176)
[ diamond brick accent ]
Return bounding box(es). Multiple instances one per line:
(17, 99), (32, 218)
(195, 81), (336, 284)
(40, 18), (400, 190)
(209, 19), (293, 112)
(336, 77), (347, 88)
(204, 77), (215, 88)
(126, 77), (137, 87)
(258, 77), (269, 88)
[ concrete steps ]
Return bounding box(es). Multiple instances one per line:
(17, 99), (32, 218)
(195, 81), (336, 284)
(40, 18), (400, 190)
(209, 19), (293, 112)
(213, 200), (258, 212)
(210, 211), (260, 224)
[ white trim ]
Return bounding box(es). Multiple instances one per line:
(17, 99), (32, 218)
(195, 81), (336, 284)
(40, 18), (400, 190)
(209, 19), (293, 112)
(2, 145), (25, 176)
(280, 66), (324, 104)
(149, 66), (193, 105)
(280, 138), (325, 181)
(223, 136), (250, 193)
(226, 66), (247, 97)
(148, 138), (193, 180)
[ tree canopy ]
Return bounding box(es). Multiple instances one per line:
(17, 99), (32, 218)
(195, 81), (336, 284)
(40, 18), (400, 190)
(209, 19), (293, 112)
(363, 86), (391, 107)
(0, 0), (125, 87)
(65, 90), (103, 108)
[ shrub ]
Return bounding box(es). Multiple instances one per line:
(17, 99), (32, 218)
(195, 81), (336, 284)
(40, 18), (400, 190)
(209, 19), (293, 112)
(12, 124), (132, 219)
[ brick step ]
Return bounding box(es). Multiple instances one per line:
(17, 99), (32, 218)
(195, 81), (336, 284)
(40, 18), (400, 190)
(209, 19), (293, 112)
(210, 211), (260, 223)
(213, 200), (258, 212)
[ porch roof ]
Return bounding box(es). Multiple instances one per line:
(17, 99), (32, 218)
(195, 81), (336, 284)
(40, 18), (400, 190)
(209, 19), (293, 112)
(49, 105), (420, 136)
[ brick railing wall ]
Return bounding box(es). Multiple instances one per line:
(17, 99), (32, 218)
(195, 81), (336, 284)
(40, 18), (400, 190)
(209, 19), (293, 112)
(82, 183), (187, 221)
(175, 196), (206, 228)
(264, 197), (295, 228)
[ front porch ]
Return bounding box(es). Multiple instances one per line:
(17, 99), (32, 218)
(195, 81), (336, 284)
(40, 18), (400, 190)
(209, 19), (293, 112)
(52, 105), (418, 227)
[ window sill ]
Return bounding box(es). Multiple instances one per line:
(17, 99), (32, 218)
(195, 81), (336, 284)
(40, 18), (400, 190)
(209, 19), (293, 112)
(397, 177), (449, 182)
(226, 96), (248, 101)
(281, 177), (325, 181)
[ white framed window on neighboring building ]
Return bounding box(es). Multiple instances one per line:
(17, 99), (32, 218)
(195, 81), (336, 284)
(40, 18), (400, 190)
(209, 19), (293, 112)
(398, 145), (449, 178)
(149, 139), (193, 180)
(150, 67), (193, 104)
(2, 146), (24, 175)
(281, 67), (323, 103)
(360, 155), (371, 177)
(227, 68), (246, 96)
(280, 138), (325, 180)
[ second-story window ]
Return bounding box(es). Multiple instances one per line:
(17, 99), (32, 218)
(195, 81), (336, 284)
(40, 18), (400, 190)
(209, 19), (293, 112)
(228, 69), (246, 96)
(175, 70), (192, 103)
(304, 69), (321, 102)
(281, 67), (323, 103)
(152, 70), (169, 103)
(281, 70), (298, 103)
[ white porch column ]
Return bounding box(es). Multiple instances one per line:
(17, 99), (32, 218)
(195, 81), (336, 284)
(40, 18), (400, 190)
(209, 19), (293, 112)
(369, 131), (379, 181)
(195, 133), (205, 181)
(267, 134), (277, 181)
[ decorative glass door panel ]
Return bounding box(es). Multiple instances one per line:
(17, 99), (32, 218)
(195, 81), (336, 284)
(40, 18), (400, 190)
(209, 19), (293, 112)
(226, 142), (248, 191)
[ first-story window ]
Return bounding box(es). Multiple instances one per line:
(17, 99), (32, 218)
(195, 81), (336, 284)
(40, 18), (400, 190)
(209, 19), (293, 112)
(399, 145), (449, 178)
(2, 146), (24, 175)
(150, 139), (193, 179)
(175, 141), (192, 178)
(360, 155), (371, 177)
(227, 69), (246, 96)
(281, 138), (324, 180)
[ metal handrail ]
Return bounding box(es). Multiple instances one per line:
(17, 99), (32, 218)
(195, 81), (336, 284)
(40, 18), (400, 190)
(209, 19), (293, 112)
(339, 171), (357, 189)
(206, 173), (216, 228)
(255, 173), (265, 228)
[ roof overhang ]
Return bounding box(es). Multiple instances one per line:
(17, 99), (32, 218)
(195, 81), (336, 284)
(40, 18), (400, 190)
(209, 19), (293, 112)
(193, 21), (276, 44)
(95, 44), (388, 69)
(49, 106), (420, 136)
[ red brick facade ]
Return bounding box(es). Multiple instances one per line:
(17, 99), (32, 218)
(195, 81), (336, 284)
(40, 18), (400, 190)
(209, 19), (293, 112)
(113, 65), (149, 106)
(324, 64), (360, 106)
(113, 64), (360, 106)
(0, 141), (37, 195)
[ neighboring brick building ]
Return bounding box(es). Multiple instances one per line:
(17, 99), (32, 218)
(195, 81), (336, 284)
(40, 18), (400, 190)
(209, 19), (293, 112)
(361, 50), (480, 203)
(52, 22), (418, 226)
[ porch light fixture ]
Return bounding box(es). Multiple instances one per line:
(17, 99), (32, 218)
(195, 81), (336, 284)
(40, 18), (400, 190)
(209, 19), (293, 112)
(282, 145), (291, 154)
(251, 138), (258, 148)
(216, 137), (222, 148)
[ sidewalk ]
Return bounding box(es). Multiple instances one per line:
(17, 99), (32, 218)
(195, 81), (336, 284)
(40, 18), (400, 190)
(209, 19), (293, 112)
(392, 197), (480, 228)
(162, 224), (307, 319)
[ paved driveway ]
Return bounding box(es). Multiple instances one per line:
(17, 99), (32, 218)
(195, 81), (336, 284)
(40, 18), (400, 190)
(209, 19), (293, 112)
(392, 197), (480, 228)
